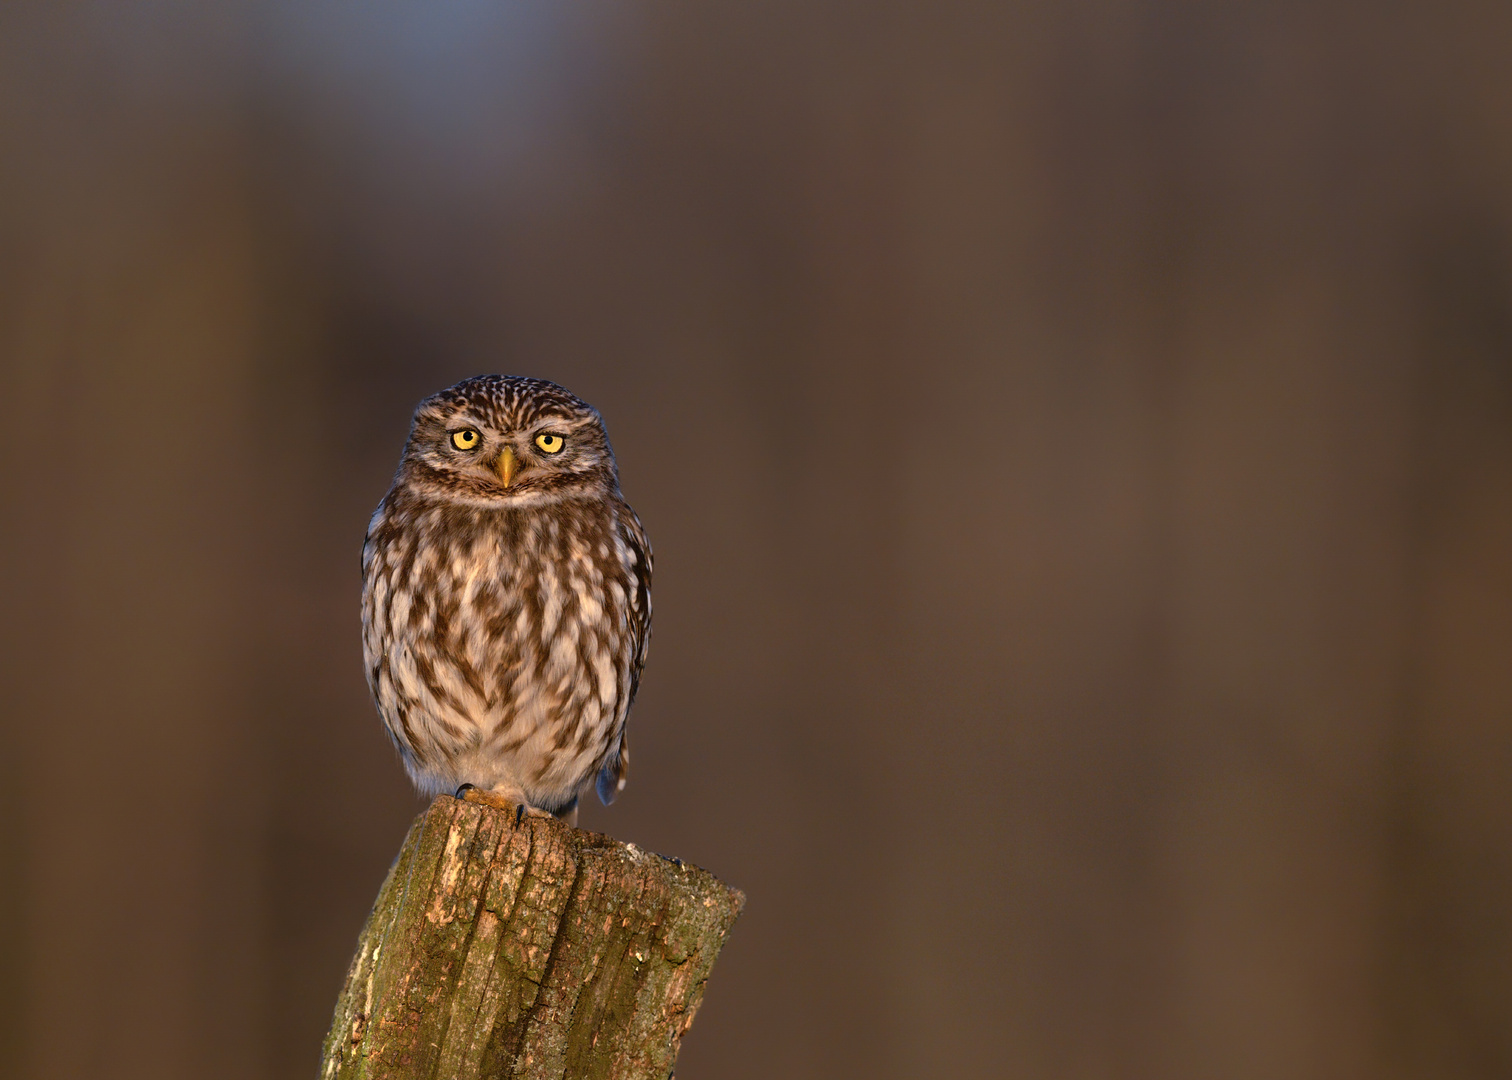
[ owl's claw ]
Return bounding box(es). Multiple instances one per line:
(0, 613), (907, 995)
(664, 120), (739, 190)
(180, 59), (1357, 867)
(456, 785), (554, 822)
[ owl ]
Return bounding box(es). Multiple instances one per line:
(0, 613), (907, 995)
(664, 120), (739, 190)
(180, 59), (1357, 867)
(360, 375), (651, 821)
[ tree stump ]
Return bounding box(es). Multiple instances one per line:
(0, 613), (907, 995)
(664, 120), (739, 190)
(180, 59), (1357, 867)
(320, 794), (745, 1080)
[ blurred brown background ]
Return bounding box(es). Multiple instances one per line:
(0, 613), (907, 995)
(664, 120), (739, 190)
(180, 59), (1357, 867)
(2, 2), (1510, 1078)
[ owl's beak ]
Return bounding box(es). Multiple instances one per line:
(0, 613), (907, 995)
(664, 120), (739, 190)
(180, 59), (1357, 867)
(496, 446), (519, 487)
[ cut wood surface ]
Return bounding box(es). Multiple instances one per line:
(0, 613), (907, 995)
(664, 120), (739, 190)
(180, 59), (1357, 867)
(320, 794), (745, 1080)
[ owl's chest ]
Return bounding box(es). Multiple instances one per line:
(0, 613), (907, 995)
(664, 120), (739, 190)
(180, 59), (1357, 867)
(369, 504), (630, 667)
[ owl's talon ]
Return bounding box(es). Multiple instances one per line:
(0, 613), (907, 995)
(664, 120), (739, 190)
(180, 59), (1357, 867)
(457, 786), (513, 813)
(457, 785), (556, 823)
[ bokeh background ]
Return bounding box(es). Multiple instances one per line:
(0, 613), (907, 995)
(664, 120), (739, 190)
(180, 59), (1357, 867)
(2, 2), (1511, 1078)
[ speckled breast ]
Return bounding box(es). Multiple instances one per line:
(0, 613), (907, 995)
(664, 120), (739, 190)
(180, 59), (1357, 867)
(361, 494), (640, 809)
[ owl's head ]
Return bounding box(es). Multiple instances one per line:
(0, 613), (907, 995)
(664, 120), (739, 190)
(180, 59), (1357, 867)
(395, 375), (620, 507)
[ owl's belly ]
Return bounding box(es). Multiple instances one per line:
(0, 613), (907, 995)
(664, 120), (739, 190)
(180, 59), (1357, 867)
(363, 528), (630, 811)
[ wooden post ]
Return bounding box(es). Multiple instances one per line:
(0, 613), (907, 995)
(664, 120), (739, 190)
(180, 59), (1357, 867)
(320, 794), (745, 1080)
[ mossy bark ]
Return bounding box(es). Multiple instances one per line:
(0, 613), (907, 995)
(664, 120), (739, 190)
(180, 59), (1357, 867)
(320, 795), (744, 1080)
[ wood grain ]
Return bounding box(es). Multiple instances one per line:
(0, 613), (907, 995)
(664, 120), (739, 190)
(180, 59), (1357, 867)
(320, 795), (744, 1080)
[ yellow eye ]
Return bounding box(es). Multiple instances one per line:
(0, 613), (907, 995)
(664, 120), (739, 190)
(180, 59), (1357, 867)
(534, 433), (565, 454)
(451, 429), (480, 451)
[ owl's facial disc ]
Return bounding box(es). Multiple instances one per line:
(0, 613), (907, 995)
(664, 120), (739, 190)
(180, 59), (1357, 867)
(401, 380), (618, 507)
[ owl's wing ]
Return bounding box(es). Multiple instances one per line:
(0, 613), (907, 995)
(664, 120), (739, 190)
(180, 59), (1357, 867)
(618, 503), (653, 710)
(597, 502), (652, 806)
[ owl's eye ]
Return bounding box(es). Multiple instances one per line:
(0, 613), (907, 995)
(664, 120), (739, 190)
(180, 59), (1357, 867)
(535, 433), (565, 454)
(451, 429), (481, 451)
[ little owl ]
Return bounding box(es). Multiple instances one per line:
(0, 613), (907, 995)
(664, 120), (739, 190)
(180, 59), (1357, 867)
(361, 375), (651, 821)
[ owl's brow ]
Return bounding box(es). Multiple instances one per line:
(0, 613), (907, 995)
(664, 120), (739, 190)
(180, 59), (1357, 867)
(532, 414), (593, 431)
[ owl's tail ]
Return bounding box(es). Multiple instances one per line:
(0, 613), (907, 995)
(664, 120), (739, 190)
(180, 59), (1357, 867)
(596, 734), (629, 806)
